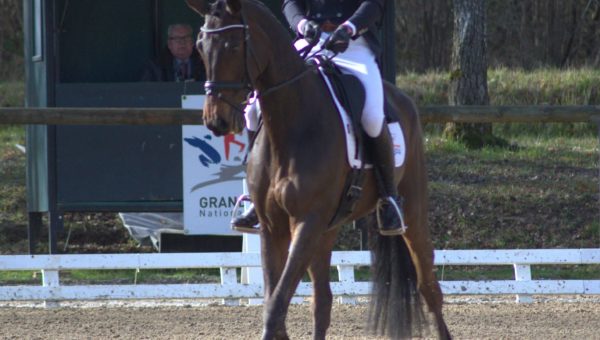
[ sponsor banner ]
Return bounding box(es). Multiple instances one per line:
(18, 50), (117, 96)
(182, 95), (247, 235)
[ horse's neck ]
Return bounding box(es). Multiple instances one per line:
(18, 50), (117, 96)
(246, 5), (341, 162)
(259, 69), (340, 163)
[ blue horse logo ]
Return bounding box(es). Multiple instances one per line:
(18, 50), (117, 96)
(184, 135), (221, 167)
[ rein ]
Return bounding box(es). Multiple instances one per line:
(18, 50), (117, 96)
(256, 66), (315, 99)
(200, 16), (319, 109)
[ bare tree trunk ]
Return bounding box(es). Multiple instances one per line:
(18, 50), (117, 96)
(445, 0), (504, 148)
(448, 0), (489, 106)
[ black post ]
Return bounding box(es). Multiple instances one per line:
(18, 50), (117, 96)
(595, 117), (600, 248)
(48, 211), (63, 254)
(47, 124), (59, 254)
(27, 212), (43, 254)
(380, 0), (396, 83)
(353, 218), (369, 250)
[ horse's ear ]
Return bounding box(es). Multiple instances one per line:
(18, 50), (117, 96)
(186, 0), (210, 15)
(225, 0), (241, 14)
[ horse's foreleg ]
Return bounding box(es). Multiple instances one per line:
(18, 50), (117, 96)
(261, 227), (290, 302)
(306, 228), (339, 340)
(260, 223), (291, 340)
(262, 214), (325, 340)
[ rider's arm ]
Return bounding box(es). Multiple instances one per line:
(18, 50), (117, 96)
(282, 0), (307, 35)
(345, 0), (385, 37)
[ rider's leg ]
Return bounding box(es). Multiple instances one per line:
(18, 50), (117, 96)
(369, 125), (407, 235)
(334, 38), (407, 235)
(231, 97), (260, 232)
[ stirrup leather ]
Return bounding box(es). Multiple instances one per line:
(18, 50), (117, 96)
(376, 197), (408, 236)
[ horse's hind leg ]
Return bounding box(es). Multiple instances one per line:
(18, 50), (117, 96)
(306, 228), (339, 340)
(400, 179), (451, 339)
(395, 116), (451, 338)
(402, 208), (452, 339)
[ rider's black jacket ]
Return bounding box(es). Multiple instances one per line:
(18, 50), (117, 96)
(282, 0), (385, 56)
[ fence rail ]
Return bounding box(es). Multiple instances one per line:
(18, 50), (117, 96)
(1, 107), (598, 305)
(1, 105), (600, 125)
(1, 249), (598, 304)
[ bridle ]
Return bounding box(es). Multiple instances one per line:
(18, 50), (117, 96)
(199, 6), (317, 113)
(200, 22), (254, 113)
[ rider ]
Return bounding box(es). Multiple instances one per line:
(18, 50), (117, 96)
(232, 0), (406, 236)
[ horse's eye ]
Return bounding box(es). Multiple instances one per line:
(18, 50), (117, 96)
(224, 40), (241, 51)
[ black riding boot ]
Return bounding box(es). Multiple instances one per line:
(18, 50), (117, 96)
(231, 130), (260, 234)
(370, 127), (408, 236)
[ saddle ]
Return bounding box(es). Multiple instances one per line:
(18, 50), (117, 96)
(310, 57), (400, 227)
(318, 60), (366, 159)
(314, 57), (399, 160)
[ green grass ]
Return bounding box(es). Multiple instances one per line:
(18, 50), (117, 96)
(402, 67), (599, 137)
(0, 83), (27, 240)
(0, 125), (27, 253)
(436, 265), (600, 281)
(0, 269), (221, 285)
(0, 81), (25, 107)
(487, 68), (600, 105)
(345, 265), (600, 282)
(0, 271), (38, 285)
(397, 67), (600, 106)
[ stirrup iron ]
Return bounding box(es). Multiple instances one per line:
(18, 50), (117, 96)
(376, 197), (408, 236)
(231, 195), (260, 234)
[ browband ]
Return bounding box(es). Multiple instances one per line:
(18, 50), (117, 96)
(200, 24), (248, 33)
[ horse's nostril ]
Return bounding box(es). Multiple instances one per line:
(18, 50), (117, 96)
(207, 117), (229, 136)
(216, 117), (228, 132)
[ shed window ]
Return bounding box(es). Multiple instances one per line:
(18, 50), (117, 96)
(33, 0), (43, 61)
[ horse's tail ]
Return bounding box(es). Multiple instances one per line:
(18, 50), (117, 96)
(367, 220), (426, 339)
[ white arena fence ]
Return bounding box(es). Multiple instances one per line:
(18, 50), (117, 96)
(0, 248), (599, 305)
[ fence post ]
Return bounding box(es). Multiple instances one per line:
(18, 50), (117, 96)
(513, 264), (533, 303)
(336, 265), (357, 305)
(42, 270), (60, 308)
(220, 267), (240, 306)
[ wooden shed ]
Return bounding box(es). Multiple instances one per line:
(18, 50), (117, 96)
(22, 0), (395, 253)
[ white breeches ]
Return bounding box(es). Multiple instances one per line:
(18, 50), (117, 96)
(244, 96), (261, 132)
(245, 33), (385, 137)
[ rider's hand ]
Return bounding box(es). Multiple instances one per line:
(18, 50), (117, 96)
(301, 20), (321, 45)
(323, 24), (353, 54)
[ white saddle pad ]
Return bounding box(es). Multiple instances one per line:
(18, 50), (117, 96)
(317, 68), (406, 169)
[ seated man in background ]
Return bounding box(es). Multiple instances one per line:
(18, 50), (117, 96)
(141, 23), (205, 82)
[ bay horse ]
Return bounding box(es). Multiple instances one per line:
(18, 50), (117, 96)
(186, 0), (451, 338)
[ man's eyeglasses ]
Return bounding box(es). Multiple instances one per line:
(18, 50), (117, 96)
(169, 35), (193, 44)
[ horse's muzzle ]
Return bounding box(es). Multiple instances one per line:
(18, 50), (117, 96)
(206, 117), (230, 136)
(205, 112), (245, 136)
(203, 96), (246, 135)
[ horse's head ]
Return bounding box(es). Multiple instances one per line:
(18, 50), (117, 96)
(186, 0), (265, 136)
